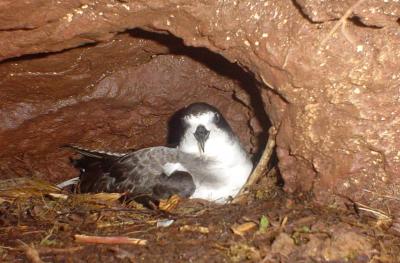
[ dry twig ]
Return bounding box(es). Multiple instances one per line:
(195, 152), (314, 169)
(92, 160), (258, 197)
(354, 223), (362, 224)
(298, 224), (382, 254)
(18, 241), (43, 263)
(320, 0), (367, 47)
(74, 234), (147, 245)
(355, 202), (392, 221)
(179, 225), (209, 234)
(233, 126), (277, 202)
(338, 194), (393, 226)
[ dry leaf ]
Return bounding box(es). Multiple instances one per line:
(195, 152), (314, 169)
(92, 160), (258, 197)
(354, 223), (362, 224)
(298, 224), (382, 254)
(231, 222), (257, 236)
(91, 193), (124, 202)
(47, 193), (69, 200)
(72, 192), (124, 204)
(159, 194), (181, 212)
(0, 177), (61, 199)
(179, 225), (209, 234)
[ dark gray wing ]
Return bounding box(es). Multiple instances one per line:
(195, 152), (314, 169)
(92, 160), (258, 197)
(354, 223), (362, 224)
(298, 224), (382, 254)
(75, 146), (195, 201)
(106, 147), (181, 194)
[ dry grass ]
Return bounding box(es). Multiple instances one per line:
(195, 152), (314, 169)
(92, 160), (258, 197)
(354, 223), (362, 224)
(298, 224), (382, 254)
(1, 176), (400, 262)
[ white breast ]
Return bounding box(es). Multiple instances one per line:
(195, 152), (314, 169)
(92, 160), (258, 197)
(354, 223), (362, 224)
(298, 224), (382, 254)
(186, 138), (253, 203)
(190, 155), (253, 203)
(178, 116), (253, 203)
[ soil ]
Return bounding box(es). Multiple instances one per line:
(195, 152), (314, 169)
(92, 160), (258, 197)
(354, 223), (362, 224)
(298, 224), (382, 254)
(0, 176), (398, 262)
(1, 0), (400, 207)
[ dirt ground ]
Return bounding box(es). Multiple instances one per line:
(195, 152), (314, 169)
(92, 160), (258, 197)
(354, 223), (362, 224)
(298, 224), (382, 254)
(1, 171), (399, 263)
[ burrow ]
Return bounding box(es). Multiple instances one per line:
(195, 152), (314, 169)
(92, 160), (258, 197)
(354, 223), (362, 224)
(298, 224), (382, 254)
(0, 29), (274, 184)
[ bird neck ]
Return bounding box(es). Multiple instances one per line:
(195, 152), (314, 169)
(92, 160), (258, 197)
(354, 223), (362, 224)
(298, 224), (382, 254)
(178, 134), (249, 166)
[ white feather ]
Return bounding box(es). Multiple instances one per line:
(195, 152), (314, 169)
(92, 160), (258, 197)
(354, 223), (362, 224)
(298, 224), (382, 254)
(162, 162), (188, 176)
(179, 112), (253, 203)
(59, 110), (252, 204)
(56, 177), (80, 189)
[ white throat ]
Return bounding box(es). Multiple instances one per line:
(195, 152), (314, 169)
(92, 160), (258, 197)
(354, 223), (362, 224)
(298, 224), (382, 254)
(176, 112), (253, 203)
(178, 129), (253, 202)
(178, 128), (243, 164)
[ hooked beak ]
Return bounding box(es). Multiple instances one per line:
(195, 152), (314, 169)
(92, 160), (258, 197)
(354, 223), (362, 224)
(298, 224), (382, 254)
(193, 125), (210, 154)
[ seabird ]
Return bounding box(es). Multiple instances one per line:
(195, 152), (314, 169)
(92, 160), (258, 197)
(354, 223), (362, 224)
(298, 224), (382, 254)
(58, 102), (253, 204)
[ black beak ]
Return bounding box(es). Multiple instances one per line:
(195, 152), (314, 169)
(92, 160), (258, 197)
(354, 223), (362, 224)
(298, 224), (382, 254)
(193, 125), (210, 154)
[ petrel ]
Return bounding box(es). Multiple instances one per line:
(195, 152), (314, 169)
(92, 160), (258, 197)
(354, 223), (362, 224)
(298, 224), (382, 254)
(58, 103), (253, 204)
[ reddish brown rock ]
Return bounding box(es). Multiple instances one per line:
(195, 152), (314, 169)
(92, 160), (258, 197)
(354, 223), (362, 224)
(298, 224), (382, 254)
(294, 0), (400, 27)
(0, 33), (261, 182)
(1, 0), (399, 208)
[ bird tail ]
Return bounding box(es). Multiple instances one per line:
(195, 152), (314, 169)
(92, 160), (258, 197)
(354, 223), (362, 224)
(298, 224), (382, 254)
(56, 176), (80, 189)
(62, 144), (127, 158)
(61, 144), (130, 193)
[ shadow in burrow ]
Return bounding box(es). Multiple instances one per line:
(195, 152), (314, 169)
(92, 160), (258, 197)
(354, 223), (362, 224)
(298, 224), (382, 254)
(128, 29), (283, 188)
(0, 28), (282, 188)
(127, 29), (274, 159)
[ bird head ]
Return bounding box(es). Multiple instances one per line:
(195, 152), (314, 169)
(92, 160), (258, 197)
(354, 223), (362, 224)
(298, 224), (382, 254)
(178, 103), (234, 158)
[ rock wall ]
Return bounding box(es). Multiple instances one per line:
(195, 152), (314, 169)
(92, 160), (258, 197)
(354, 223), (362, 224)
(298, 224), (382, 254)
(0, 32), (262, 182)
(1, 0), (399, 206)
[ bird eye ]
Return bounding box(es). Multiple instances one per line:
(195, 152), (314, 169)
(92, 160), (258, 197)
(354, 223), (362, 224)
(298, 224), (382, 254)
(214, 113), (220, 123)
(181, 117), (189, 127)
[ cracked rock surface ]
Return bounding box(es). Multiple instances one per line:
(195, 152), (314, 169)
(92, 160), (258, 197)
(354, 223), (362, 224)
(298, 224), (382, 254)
(1, 0), (400, 208)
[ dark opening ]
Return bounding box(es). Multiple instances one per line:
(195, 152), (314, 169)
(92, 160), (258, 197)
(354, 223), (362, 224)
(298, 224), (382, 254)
(0, 28), (278, 187)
